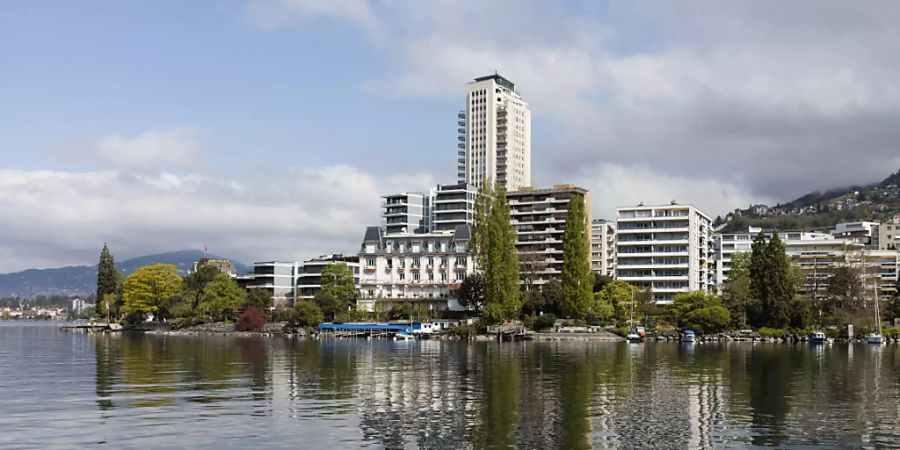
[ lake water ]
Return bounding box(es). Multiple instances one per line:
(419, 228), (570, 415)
(2, 322), (899, 449)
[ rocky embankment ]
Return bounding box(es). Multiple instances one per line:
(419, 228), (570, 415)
(144, 321), (308, 337)
(649, 332), (900, 344)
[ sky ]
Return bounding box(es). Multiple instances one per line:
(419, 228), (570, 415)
(2, 0), (900, 272)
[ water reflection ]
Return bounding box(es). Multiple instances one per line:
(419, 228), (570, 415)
(3, 324), (900, 449)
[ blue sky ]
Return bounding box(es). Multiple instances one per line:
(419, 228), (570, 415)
(2, 1), (900, 271)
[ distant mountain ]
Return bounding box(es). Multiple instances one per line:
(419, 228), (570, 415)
(718, 168), (900, 232)
(0, 250), (249, 298)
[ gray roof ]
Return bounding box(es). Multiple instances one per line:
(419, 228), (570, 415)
(452, 224), (472, 242)
(362, 226), (383, 244)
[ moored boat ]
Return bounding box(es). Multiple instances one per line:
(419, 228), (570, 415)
(682, 329), (696, 343)
(808, 331), (827, 344)
(866, 332), (884, 345)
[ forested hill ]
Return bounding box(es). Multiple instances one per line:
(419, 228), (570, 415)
(717, 168), (900, 233)
(0, 250), (249, 298)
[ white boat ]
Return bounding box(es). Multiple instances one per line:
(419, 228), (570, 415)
(394, 332), (414, 341)
(866, 333), (884, 345)
(867, 269), (885, 346)
(625, 291), (643, 343)
(682, 330), (696, 343)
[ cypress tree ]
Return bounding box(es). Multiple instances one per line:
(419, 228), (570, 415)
(765, 233), (793, 328)
(96, 244), (118, 304)
(748, 232), (769, 327)
(560, 193), (593, 319)
(483, 182), (520, 321)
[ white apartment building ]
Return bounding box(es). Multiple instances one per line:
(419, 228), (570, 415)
(382, 192), (429, 234)
(458, 74), (531, 191)
(832, 221), (880, 248)
(879, 216), (900, 250)
(297, 254), (360, 300)
(616, 203), (712, 304)
(358, 225), (474, 313)
(245, 261), (302, 308)
(591, 219), (617, 278)
(508, 185), (591, 287)
(711, 228), (899, 300)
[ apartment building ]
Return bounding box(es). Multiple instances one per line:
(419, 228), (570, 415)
(297, 254), (360, 300)
(711, 228), (831, 288)
(616, 203), (712, 304)
(458, 74), (531, 191)
(244, 261), (302, 308)
(431, 183), (476, 232)
(832, 221), (880, 248)
(591, 219), (617, 278)
(879, 216), (900, 250)
(357, 225), (474, 313)
(382, 192), (429, 234)
(507, 185), (591, 287)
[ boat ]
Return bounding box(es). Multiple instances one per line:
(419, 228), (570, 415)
(682, 329), (696, 343)
(625, 290), (643, 343)
(808, 331), (827, 344)
(866, 267), (885, 345)
(394, 332), (414, 341)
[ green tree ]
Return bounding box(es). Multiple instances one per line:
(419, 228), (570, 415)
(764, 234), (794, 328)
(723, 252), (754, 329)
(669, 291), (731, 333)
(292, 300), (324, 328)
(181, 265), (221, 312)
(96, 244), (119, 308)
(457, 273), (486, 311)
(245, 288), (273, 310)
(595, 280), (638, 325)
(122, 264), (183, 320)
(198, 272), (246, 321)
(541, 278), (563, 315)
(319, 263), (357, 316)
(559, 194), (593, 319)
(749, 232), (770, 325)
(483, 182), (520, 320)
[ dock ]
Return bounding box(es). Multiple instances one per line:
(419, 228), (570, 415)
(60, 322), (123, 333)
(317, 323), (412, 339)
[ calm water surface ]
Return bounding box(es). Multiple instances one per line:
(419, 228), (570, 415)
(2, 322), (900, 449)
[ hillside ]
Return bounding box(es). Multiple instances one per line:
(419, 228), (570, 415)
(0, 250), (249, 298)
(717, 168), (900, 232)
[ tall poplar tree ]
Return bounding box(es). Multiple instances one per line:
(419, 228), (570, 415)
(470, 180), (495, 271)
(484, 182), (521, 320)
(559, 193), (593, 319)
(96, 243), (118, 305)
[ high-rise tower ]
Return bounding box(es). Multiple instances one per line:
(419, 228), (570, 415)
(457, 74), (531, 191)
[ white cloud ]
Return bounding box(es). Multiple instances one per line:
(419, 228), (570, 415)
(88, 128), (200, 172)
(0, 166), (435, 273)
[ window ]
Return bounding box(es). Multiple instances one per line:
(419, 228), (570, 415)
(413, 272), (420, 282)
(366, 258), (375, 267)
(400, 273), (405, 281)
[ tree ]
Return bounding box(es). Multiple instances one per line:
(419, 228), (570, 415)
(235, 306), (266, 331)
(723, 252), (753, 329)
(245, 288), (273, 311)
(594, 280), (638, 325)
(764, 234), (794, 328)
(292, 300), (324, 328)
(319, 263), (357, 315)
(389, 303), (413, 320)
(96, 244), (119, 309)
(181, 265), (222, 311)
(315, 291), (339, 321)
(669, 291), (730, 334)
(198, 272), (246, 321)
(122, 264), (183, 320)
(482, 182), (521, 320)
(559, 194), (593, 319)
(541, 279), (563, 315)
(593, 274), (613, 293)
(458, 273), (486, 311)
(749, 232), (770, 324)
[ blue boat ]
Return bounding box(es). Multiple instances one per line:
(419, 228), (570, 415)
(808, 331), (827, 344)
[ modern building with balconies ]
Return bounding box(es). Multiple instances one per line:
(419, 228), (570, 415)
(616, 202), (712, 304)
(382, 192), (429, 234)
(431, 182), (476, 232)
(244, 261), (302, 308)
(591, 219), (617, 278)
(297, 254), (360, 301)
(507, 185), (591, 287)
(357, 225), (474, 313)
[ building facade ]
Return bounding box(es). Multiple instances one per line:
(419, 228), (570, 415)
(591, 219), (617, 278)
(382, 192), (429, 234)
(431, 183), (476, 232)
(507, 185), (591, 287)
(616, 203), (712, 303)
(297, 254), (360, 301)
(244, 261), (302, 308)
(832, 221), (880, 248)
(358, 225), (474, 313)
(458, 74), (531, 191)
(879, 216), (900, 250)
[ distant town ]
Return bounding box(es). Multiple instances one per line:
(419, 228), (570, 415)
(5, 74), (900, 341)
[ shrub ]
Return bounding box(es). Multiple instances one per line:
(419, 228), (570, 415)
(450, 325), (473, 337)
(235, 306), (266, 331)
(758, 327), (785, 338)
(169, 317), (191, 330)
(825, 328), (840, 339)
(615, 326), (630, 337)
(534, 313), (558, 331)
(292, 301), (324, 328)
(883, 327), (900, 338)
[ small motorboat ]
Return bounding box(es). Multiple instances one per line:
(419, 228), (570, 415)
(626, 325), (643, 343)
(808, 331), (827, 344)
(866, 332), (884, 345)
(682, 329), (696, 343)
(394, 332), (414, 341)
